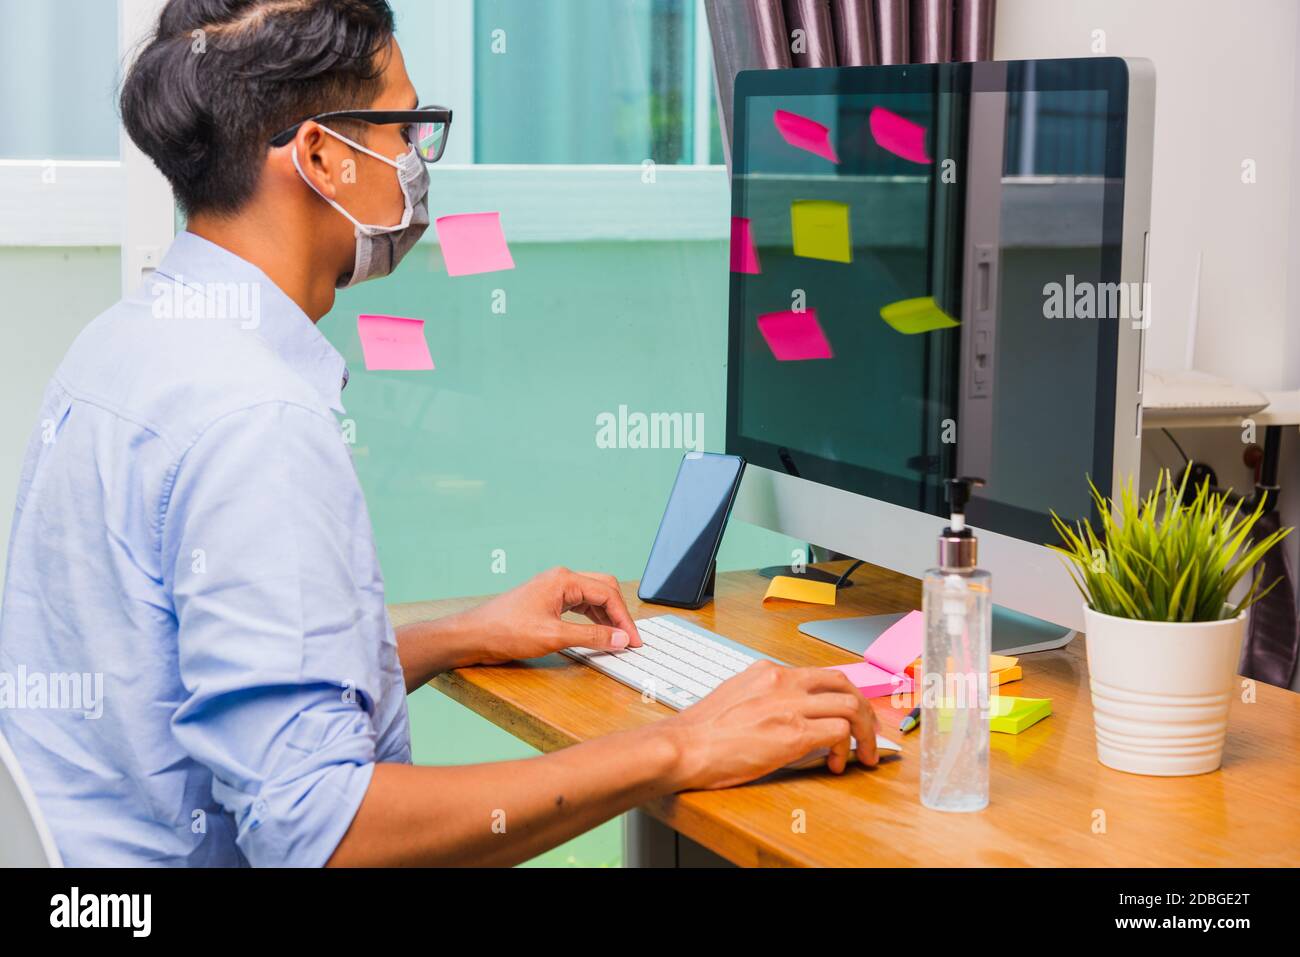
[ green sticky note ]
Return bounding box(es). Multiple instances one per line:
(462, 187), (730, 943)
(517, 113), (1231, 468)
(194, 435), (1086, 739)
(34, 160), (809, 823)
(934, 695), (1052, 734)
(791, 200), (852, 263)
(988, 696), (1052, 735)
(879, 296), (960, 334)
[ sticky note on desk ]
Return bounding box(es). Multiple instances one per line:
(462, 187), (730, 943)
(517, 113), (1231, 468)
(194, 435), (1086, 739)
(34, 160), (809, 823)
(763, 575), (837, 606)
(773, 109), (840, 163)
(869, 106), (932, 164)
(730, 216), (762, 274)
(867, 610), (925, 675)
(934, 696), (1051, 734)
(357, 314), (434, 371)
(880, 296), (959, 335)
(791, 200), (852, 264)
(829, 660), (910, 697)
(756, 308), (833, 361)
(906, 652), (1021, 687)
(989, 696), (1052, 734)
(435, 211), (516, 277)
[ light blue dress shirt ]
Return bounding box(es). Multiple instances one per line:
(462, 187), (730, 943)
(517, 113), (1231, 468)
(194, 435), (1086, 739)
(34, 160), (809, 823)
(0, 232), (411, 866)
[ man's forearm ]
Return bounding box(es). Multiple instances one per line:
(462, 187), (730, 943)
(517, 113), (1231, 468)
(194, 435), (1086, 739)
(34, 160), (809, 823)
(327, 722), (692, 866)
(394, 612), (486, 692)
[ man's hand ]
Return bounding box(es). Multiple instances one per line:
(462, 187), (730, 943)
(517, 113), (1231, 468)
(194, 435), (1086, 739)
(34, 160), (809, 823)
(661, 660), (879, 789)
(467, 567), (642, 665)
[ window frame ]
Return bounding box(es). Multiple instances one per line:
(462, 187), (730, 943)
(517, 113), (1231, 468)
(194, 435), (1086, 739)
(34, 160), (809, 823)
(0, 0), (728, 274)
(0, 0), (176, 296)
(422, 0), (727, 243)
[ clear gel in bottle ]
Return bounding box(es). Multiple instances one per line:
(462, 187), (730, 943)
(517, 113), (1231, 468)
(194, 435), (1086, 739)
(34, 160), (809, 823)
(921, 477), (991, 812)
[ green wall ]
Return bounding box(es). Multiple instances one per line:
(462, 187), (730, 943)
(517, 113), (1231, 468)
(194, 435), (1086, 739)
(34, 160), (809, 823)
(320, 238), (794, 866)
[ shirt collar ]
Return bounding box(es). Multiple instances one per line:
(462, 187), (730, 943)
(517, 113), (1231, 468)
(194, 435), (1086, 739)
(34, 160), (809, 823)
(154, 231), (349, 414)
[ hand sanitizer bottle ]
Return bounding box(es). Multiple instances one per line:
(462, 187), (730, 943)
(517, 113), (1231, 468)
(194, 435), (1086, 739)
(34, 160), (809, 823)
(921, 477), (991, 812)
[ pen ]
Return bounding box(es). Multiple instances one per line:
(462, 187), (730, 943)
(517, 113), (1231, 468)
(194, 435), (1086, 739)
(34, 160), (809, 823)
(900, 706), (920, 733)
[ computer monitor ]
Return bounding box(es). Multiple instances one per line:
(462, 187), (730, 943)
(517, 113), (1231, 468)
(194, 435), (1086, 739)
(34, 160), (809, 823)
(725, 57), (1155, 653)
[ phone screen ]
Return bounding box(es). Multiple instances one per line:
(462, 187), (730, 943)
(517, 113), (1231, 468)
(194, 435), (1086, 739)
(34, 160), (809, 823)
(639, 453), (745, 607)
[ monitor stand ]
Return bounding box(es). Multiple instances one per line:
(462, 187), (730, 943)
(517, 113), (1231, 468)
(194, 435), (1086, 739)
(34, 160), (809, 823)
(798, 605), (1077, 657)
(757, 564), (849, 587)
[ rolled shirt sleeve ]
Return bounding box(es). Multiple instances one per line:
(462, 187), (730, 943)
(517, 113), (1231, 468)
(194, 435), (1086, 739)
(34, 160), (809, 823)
(161, 400), (392, 867)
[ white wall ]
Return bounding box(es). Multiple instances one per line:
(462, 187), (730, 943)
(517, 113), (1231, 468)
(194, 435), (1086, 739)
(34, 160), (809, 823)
(997, 0), (1300, 390)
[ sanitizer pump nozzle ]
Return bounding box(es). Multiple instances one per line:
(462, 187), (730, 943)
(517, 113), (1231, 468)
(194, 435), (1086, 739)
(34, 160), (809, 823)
(938, 477), (985, 569)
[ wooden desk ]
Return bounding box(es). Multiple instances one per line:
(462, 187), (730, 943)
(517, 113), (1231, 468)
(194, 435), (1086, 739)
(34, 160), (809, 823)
(389, 561), (1300, 867)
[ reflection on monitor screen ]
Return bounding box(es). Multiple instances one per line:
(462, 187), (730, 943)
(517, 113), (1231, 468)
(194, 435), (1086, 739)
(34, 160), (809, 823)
(727, 60), (1130, 545)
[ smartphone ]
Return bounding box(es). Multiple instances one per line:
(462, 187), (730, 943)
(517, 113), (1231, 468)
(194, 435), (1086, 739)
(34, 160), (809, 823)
(637, 452), (746, 609)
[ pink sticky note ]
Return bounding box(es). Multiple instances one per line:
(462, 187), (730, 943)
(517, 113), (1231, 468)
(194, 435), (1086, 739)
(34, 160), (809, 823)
(756, 308), (833, 361)
(773, 109), (840, 164)
(829, 661), (913, 698)
(730, 216), (762, 274)
(357, 314), (435, 371)
(866, 609), (926, 675)
(435, 212), (516, 277)
(869, 107), (932, 164)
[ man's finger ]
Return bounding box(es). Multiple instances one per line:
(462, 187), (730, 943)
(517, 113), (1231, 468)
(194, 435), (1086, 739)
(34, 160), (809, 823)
(850, 703), (879, 767)
(785, 667), (872, 697)
(801, 717), (853, 771)
(577, 571), (621, 590)
(561, 573), (640, 645)
(555, 619), (631, 653)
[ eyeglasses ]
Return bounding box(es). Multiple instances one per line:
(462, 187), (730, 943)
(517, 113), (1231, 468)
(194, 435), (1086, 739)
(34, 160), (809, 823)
(269, 105), (453, 163)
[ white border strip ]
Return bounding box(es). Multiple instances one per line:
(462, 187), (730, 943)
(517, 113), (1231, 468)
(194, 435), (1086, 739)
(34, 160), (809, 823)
(426, 164), (729, 242)
(0, 162), (731, 247)
(0, 161), (122, 247)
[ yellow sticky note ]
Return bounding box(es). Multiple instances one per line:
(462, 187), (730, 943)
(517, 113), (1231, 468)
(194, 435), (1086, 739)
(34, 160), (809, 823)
(989, 653), (1022, 687)
(763, 575), (837, 606)
(791, 200), (852, 263)
(988, 696), (1052, 734)
(879, 296), (960, 334)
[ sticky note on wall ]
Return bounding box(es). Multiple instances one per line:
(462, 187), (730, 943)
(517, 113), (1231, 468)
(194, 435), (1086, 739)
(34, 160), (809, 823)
(435, 212), (516, 277)
(756, 308), (833, 361)
(773, 109), (840, 163)
(791, 200), (852, 264)
(880, 296), (959, 334)
(869, 107), (932, 164)
(730, 216), (762, 274)
(357, 314), (435, 371)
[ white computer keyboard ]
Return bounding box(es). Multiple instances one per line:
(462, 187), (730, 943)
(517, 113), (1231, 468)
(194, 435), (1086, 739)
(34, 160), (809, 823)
(562, 614), (773, 709)
(561, 614), (901, 761)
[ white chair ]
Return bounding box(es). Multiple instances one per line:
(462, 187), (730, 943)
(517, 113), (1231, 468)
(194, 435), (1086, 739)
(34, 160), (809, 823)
(0, 729), (62, 866)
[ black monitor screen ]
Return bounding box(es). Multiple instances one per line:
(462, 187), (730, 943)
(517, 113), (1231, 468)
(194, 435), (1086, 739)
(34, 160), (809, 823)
(726, 59), (1131, 543)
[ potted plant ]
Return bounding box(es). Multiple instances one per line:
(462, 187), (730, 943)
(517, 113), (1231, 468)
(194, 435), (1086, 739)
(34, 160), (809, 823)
(1051, 470), (1291, 776)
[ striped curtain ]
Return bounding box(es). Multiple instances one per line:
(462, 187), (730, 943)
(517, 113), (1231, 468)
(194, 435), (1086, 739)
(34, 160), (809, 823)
(703, 0), (997, 165)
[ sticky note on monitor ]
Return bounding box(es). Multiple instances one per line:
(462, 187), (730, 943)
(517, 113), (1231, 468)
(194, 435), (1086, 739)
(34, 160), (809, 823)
(756, 308), (833, 361)
(880, 296), (959, 335)
(763, 575), (837, 606)
(773, 109), (840, 163)
(435, 211), (516, 277)
(357, 314), (435, 371)
(730, 216), (761, 274)
(791, 200), (852, 264)
(869, 106), (932, 164)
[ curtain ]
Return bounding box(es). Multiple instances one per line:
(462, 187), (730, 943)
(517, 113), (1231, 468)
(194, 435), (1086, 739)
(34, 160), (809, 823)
(703, 0), (997, 166)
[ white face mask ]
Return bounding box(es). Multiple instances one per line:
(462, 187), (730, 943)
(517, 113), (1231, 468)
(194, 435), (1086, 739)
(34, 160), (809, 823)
(293, 124), (430, 288)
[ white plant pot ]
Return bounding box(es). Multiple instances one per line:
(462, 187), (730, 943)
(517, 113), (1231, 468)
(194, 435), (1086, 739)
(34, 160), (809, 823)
(1083, 604), (1245, 776)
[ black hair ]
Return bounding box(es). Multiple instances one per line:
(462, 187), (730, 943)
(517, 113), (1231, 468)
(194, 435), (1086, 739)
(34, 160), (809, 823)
(120, 0), (396, 216)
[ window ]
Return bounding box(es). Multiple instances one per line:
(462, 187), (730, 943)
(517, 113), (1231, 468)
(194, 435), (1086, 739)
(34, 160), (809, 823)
(0, 0), (120, 160)
(392, 0), (723, 167)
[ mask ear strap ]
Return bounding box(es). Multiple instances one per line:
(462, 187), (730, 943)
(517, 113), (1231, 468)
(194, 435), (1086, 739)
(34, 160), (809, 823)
(292, 146), (367, 231)
(317, 123), (402, 168)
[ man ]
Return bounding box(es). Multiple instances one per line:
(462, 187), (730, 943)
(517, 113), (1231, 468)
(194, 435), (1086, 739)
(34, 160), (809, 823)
(0, 0), (876, 867)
